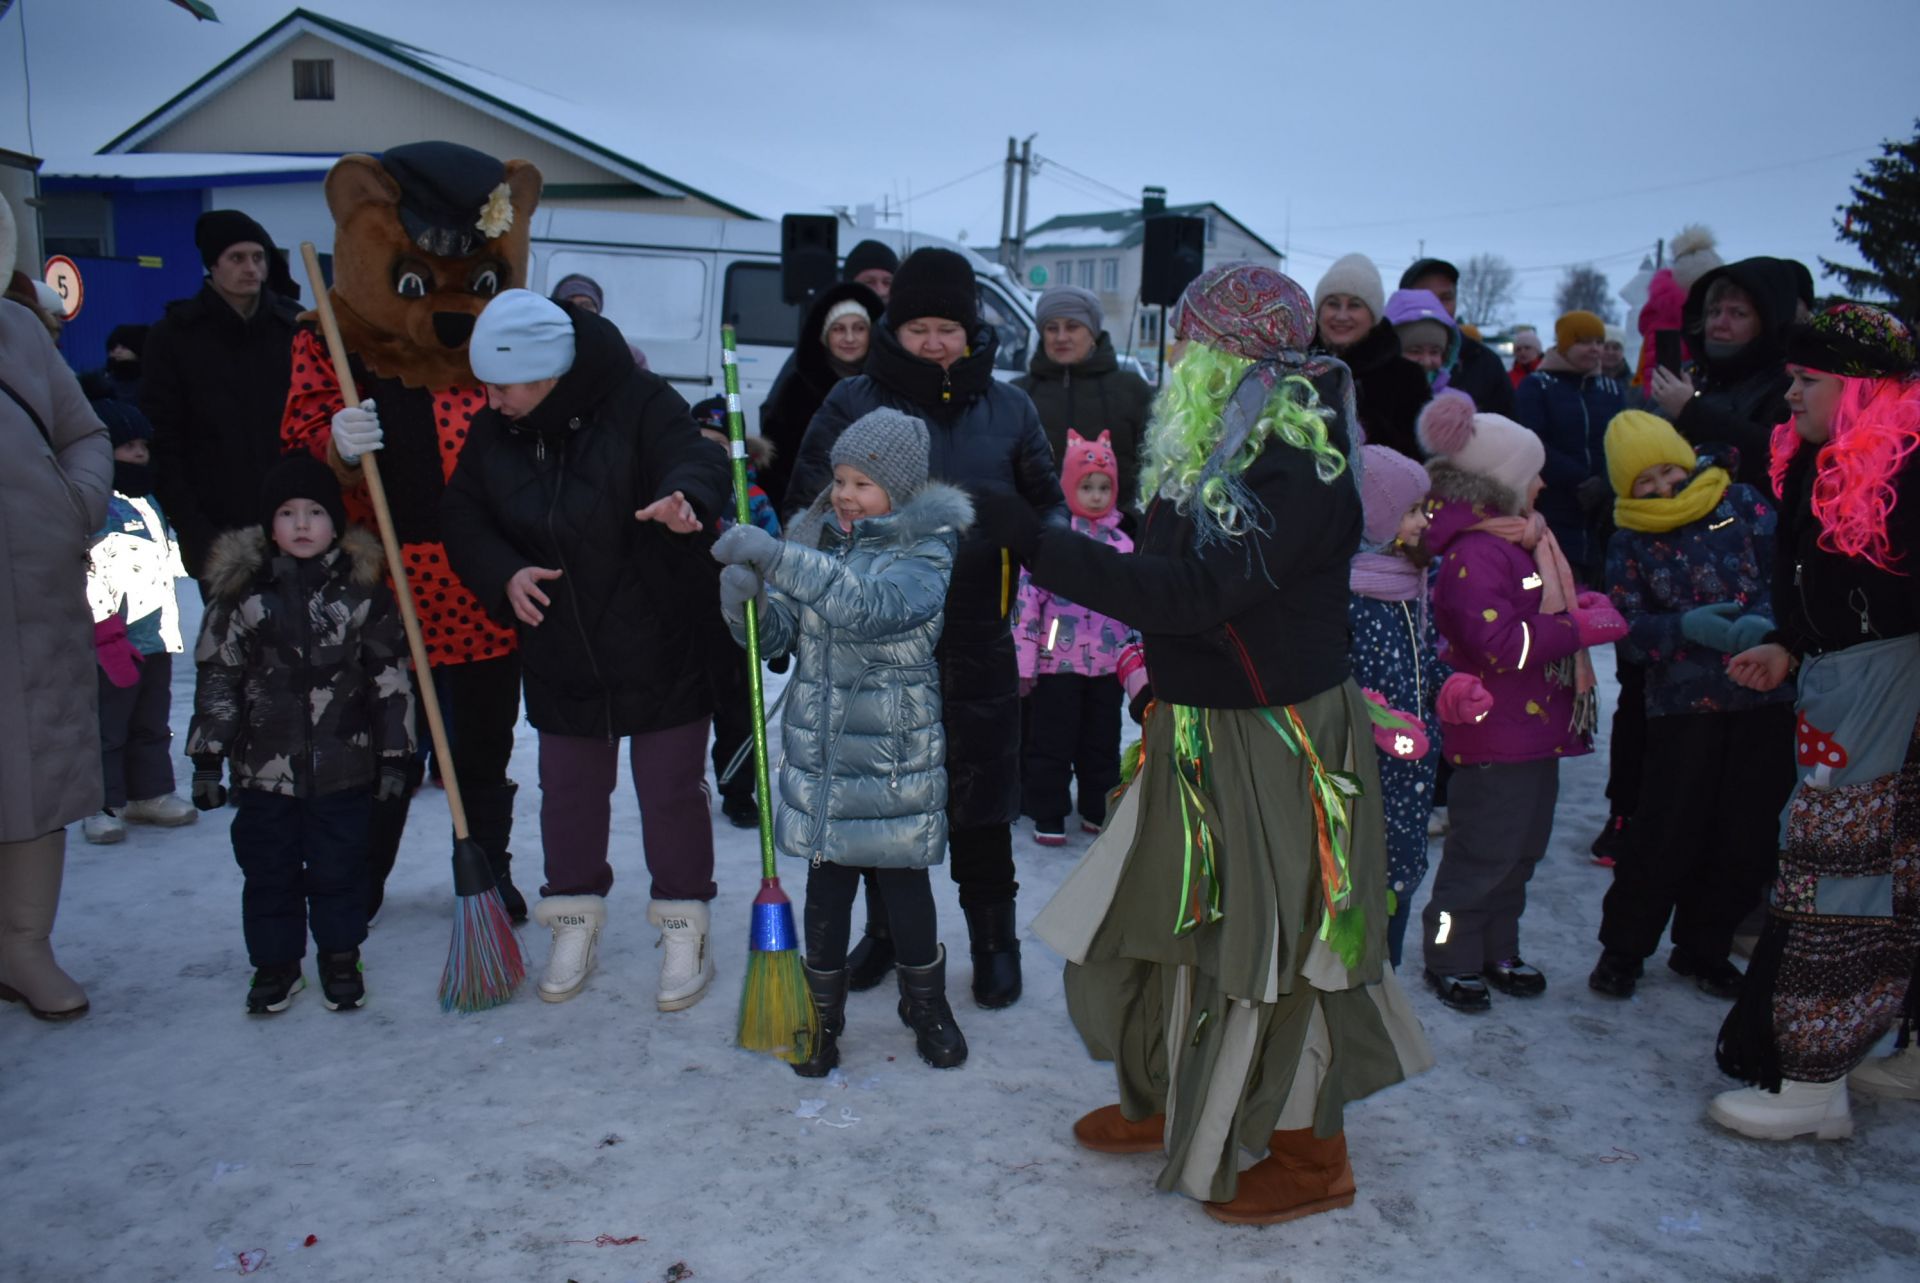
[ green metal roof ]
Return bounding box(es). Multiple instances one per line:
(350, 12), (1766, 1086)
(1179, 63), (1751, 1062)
(99, 7), (760, 220)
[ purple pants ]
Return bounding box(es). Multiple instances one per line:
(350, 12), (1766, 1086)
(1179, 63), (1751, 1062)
(537, 718), (716, 902)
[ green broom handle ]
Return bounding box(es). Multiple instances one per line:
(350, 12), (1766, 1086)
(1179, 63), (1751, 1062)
(719, 327), (778, 881)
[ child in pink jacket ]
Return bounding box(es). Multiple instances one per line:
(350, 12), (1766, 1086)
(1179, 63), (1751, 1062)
(1016, 431), (1135, 845)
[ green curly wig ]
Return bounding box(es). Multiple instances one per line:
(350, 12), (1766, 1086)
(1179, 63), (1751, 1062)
(1136, 344), (1348, 540)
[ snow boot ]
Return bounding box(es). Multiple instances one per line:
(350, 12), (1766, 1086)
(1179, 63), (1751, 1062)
(1204, 1128), (1357, 1226)
(1482, 956), (1547, 997)
(119, 793), (198, 827)
(1588, 950), (1643, 999)
(895, 945), (968, 1069)
(245, 962), (304, 1015)
(792, 963), (847, 1079)
(465, 782), (526, 924)
(962, 900), (1023, 1009)
(533, 895), (605, 1003)
(1425, 969), (1490, 1012)
(648, 899), (716, 1012)
(1669, 947), (1744, 1000)
(318, 949), (366, 1011)
(1033, 819), (1066, 848)
(81, 811), (126, 845)
(846, 871), (895, 992)
(1073, 1104), (1166, 1154)
(1849, 1046), (1920, 1100)
(0, 832), (90, 1020)
(1708, 1078), (1853, 1141)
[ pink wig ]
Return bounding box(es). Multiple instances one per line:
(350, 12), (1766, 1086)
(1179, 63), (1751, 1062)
(1770, 375), (1920, 572)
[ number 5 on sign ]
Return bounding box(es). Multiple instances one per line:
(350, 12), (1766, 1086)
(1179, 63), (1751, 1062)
(42, 256), (84, 320)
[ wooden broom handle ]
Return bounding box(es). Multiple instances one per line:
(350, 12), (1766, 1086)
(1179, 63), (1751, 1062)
(298, 243), (469, 839)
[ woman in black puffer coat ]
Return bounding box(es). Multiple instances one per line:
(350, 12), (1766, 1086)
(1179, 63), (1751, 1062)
(787, 248), (1065, 1010)
(758, 280), (884, 513)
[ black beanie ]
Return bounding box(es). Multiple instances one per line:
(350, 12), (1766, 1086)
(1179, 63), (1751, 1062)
(843, 239), (899, 282)
(1399, 257), (1459, 289)
(259, 453), (348, 537)
(105, 323), (149, 357)
(885, 248), (978, 330)
(92, 397), (153, 448)
(195, 210), (274, 269)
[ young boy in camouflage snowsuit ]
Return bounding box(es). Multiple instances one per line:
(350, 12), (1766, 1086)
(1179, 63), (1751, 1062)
(187, 455), (415, 1015)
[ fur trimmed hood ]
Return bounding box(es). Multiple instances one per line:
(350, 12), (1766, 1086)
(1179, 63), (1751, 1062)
(1424, 461), (1527, 558)
(785, 480), (974, 552)
(201, 524), (386, 603)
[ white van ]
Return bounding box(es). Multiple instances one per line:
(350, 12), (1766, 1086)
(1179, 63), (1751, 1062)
(525, 210), (1039, 428)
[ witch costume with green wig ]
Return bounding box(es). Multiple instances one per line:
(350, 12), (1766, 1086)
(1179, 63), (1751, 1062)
(974, 262), (1432, 1226)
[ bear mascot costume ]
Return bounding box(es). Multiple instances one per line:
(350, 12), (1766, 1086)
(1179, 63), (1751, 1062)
(283, 141), (541, 922)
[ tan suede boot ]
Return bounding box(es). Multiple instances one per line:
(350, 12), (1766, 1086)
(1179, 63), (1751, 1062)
(1203, 1128), (1356, 1226)
(0, 833), (90, 1020)
(1072, 1104), (1166, 1154)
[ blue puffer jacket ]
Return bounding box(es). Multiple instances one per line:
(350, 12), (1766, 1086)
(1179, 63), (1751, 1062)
(1604, 478), (1794, 719)
(733, 483), (974, 869)
(1515, 358), (1626, 572)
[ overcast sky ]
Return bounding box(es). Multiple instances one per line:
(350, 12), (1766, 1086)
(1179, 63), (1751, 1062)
(4, 0), (1916, 325)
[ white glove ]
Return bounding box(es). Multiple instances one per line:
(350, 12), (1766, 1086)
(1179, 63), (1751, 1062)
(332, 399), (384, 464)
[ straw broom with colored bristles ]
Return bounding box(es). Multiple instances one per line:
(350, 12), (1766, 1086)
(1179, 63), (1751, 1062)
(299, 243), (526, 1013)
(721, 325), (819, 1062)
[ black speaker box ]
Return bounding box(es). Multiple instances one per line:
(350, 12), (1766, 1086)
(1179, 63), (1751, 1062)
(781, 214), (840, 304)
(1141, 215), (1206, 306)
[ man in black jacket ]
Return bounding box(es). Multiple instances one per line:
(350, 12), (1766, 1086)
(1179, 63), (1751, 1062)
(144, 211), (302, 579)
(1399, 257), (1515, 417)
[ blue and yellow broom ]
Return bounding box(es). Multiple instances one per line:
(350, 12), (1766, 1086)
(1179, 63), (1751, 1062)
(720, 326), (818, 1062)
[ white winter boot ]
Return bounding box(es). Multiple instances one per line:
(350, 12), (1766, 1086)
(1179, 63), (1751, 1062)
(1708, 1077), (1853, 1141)
(531, 895), (604, 1003)
(120, 794), (198, 827)
(648, 899), (715, 1012)
(1849, 1045), (1920, 1100)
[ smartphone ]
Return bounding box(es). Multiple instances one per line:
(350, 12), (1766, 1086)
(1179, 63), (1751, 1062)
(1654, 329), (1683, 375)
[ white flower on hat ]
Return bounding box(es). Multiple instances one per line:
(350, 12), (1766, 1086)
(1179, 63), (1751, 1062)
(476, 182), (514, 240)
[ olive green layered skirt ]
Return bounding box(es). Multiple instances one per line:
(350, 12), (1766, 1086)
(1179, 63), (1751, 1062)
(1033, 681), (1433, 1201)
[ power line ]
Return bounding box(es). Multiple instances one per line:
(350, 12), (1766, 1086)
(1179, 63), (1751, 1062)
(1032, 154), (1135, 205)
(1291, 144), (1881, 234)
(902, 159), (1003, 206)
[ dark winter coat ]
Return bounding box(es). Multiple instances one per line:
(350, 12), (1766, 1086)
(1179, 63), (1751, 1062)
(1675, 257), (1803, 489)
(1316, 318), (1431, 461)
(1448, 332), (1517, 417)
(1514, 356), (1626, 573)
(1013, 332), (1154, 508)
(1771, 447), (1920, 659)
(788, 320), (1065, 829)
(143, 283), (302, 575)
(758, 281), (884, 513)
(1425, 466), (1591, 766)
(1019, 370), (1363, 710)
(735, 484), (972, 870)
(1604, 477), (1793, 717)
(441, 309), (732, 741)
(187, 526), (415, 798)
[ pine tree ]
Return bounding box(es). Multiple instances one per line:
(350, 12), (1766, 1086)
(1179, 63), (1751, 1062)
(1822, 121), (1920, 321)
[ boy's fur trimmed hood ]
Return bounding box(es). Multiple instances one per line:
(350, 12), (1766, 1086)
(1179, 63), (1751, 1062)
(200, 524), (386, 603)
(1425, 460), (1526, 517)
(785, 481), (975, 551)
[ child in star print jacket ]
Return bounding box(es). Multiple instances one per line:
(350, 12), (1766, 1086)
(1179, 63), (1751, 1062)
(1015, 431), (1136, 844)
(1589, 412), (1795, 999)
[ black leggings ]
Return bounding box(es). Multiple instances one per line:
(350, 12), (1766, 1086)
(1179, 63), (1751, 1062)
(806, 864), (938, 971)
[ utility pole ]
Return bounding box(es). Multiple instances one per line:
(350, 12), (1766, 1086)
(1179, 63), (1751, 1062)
(998, 137), (1018, 269)
(1013, 134), (1035, 275)
(1656, 237), (1665, 269)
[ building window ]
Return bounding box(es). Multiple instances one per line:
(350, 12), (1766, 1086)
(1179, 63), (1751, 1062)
(40, 194), (112, 259)
(1056, 260), (1072, 289)
(1077, 259), (1095, 289)
(1140, 311), (1160, 343)
(1101, 258), (1119, 292)
(293, 59), (335, 100)
(1203, 212), (1217, 246)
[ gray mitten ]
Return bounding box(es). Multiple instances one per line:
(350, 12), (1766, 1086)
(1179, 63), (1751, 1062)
(711, 523), (783, 575)
(719, 564), (765, 621)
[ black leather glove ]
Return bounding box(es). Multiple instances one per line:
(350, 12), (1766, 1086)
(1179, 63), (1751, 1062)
(970, 489), (1044, 566)
(191, 762), (227, 811)
(1575, 474), (1613, 515)
(374, 765), (409, 802)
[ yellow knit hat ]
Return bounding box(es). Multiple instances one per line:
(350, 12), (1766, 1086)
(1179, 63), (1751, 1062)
(1604, 410), (1697, 497)
(1554, 309), (1606, 352)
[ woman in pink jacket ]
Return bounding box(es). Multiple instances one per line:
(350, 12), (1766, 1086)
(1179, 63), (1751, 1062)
(1414, 391), (1627, 1011)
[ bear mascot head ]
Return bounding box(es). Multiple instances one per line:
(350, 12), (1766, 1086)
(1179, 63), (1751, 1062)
(323, 141), (543, 389)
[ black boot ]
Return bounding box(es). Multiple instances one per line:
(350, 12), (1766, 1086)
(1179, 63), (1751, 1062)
(845, 871), (895, 992)
(464, 782), (526, 924)
(792, 964), (847, 1079)
(962, 900), (1022, 1009)
(895, 945), (968, 1069)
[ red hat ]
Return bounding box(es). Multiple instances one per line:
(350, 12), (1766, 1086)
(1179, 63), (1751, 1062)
(1060, 429), (1118, 518)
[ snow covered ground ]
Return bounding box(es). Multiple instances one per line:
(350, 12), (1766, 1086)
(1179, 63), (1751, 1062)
(4, 594), (1918, 1283)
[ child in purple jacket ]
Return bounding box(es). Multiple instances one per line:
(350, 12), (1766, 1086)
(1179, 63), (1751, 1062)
(1415, 391), (1628, 1012)
(1016, 430), (1135, 845)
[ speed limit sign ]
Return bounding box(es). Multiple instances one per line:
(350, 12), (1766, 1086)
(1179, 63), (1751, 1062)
(42, 256), (84, 320)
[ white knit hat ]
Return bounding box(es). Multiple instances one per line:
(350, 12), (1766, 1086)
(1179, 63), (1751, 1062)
(471, 289), (576, 383)
(1313, 253), (1385, 321)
